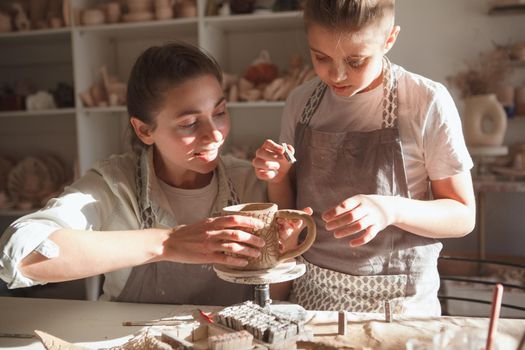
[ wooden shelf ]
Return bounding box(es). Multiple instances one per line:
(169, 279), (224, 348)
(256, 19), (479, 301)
(0, 208), (35, 217)
(76, 17), (198, 39)
(83, 106), (127, 114)
(474, 179), (525, 192)
(227, 101), (286, 108)
(489, 4), (525, 15)
(203, 11), (303, 31)
(0, 108), (76, 119)
(0, 28), (71, 43)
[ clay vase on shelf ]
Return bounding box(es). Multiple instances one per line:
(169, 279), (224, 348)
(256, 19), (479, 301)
(81, 9), (105, 26)
(154, 0), (174, 20)
(105, 2), (121, 23)
(463, 94), (507, 147)
(516, 87), (525, 116)
(174, 0), (197, 18)
(230, 0), (255, 14)
(0, 11), (12, 32)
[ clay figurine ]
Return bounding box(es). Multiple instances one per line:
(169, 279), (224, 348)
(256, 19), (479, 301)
(12, 3), (31, 31)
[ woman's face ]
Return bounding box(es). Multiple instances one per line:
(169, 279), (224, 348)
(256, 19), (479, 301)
(133, 74), (230, 188)
(307, 22), (396, 97)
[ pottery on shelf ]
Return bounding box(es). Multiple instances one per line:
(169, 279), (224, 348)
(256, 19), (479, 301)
(7, 157), (54, 209)
(463, 94), (507, 147)
(122, 11), (154, 22)
(154, 0), (174, 20)
(127, 0), (153, 12)
(516, 87), (525, 116)
(81, 9), (106, 26)
(0, 11), (12, 32)
(62, 0), (71, 27)
(105, 2), (121, 23)
(12, 3), (31, 31)
(175, 0), (197, 18)
(26, 91), (57, 111)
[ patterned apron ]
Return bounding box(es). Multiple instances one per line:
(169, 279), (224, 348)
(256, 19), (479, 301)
(290, 58), (442, 316)
(116, 153), (253, 305)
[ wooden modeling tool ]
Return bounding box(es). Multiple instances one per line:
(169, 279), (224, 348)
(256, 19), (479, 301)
(486, 283), (503, 350)
(384, 300), (392, 323)
(282, 143), (296, 163)
(338, 311), (348, 336)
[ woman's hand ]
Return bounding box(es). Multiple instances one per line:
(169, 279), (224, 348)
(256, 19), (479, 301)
(163, 215), (266, 267)
(252, 139), (294, 183)
(322, 195), (395, 247)
(277, 207), (313, 252)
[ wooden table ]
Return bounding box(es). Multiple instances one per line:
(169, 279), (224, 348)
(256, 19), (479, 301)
(1, 296), (524, 349)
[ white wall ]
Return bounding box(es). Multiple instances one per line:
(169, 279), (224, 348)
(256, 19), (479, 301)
(389, 0), (525, 258)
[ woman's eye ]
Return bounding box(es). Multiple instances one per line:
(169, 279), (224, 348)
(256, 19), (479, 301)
(179, 121), (197, 129)
(316, 56), (328, 62)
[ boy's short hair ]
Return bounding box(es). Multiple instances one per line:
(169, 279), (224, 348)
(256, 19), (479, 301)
(304, 0), (395, 33)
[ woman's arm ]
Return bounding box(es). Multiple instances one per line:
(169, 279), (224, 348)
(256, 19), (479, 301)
(20, 215), (266, 283)
(19, 228), (167, 283)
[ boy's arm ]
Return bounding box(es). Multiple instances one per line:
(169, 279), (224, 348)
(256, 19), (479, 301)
(267, 169), (295, 209)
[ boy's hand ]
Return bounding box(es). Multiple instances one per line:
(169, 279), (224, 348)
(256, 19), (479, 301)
(277, 207), (313, 252)
(322, 195), (395, 247)
(252, 139), (294, 183)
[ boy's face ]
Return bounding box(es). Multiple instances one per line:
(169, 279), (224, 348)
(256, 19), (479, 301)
(132, 74), (230, 188)
(307, 21), (399, 98)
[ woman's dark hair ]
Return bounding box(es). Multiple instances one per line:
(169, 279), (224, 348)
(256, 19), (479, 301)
(127, 41), (223, 151)
(303, 0), (395, 34)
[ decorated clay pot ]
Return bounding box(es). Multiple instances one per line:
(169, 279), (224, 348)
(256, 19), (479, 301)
(463, 94), (507, 147)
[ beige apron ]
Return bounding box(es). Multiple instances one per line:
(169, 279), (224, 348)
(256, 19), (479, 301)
(290, 59), (442, 316)
(116, 153), (253, 305)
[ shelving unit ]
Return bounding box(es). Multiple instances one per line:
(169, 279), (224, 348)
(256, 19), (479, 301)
(0, 0), (309, 218)
(489, 3), (525, 15)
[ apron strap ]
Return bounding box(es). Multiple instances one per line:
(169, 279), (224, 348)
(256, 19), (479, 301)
(382, 57), (399, 129)
(135, 151), (241, 229)
(300, 81), (327, 126)
(299, 58), (398, 130)
(135, 151), (156, 229)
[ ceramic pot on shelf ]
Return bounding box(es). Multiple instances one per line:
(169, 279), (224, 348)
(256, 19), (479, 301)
(463, 93), (507, 147)
(0, 11), (12, 32)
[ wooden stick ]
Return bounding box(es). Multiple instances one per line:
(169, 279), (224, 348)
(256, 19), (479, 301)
(486, 283), (504, 350)
(517, 329), (525, 350)
(122, 320), (189, 326)
(0, 332), (35, 339)
(338, 311), (347, 336)
(384, 300), (392, 323)
(122, 314), (194, 326)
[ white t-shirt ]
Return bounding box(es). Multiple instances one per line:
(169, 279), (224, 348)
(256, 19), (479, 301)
(280, 64), (473, 200)
(159, 173), (218, 226)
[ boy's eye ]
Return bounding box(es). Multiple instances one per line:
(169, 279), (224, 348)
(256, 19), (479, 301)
(214, 111), (226, 118)
(346, 59), (365, 68)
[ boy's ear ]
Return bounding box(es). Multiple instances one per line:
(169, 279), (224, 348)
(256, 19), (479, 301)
(384, 25), (400, 54)
(130, 117), (154, 145)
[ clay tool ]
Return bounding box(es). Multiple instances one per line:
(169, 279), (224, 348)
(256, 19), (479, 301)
(384, 300), (392, 323)
(282, 143), (296, 163)
(338, 311), (347, 336)
(0, 332), (35, 339)
(198, 308), (214, 323)
(486, 283), (503, 350)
